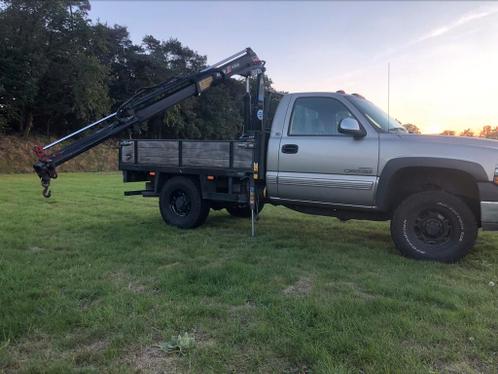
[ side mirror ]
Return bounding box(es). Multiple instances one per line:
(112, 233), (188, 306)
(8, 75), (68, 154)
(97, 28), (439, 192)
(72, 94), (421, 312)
(338, 118), (365, 138)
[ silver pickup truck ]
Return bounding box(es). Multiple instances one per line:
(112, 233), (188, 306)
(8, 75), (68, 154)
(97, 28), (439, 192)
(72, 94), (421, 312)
(35, 49), (493, 263)
(120, 91), (498, 263)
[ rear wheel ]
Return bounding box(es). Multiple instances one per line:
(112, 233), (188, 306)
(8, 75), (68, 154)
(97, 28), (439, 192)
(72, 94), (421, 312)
(390, 191), (477, 262)
(159, 177), (209, 229)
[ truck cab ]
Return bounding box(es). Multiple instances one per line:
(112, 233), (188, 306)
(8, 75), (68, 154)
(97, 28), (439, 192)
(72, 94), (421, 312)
(263, 90), (498, 263)
(266, 92), (380, 208)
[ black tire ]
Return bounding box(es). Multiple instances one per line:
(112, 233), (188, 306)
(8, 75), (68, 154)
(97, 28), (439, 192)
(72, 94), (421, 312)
(226, 203), (264, 218)
(390, 191), (477, 262)
(159, 177), (210, 229)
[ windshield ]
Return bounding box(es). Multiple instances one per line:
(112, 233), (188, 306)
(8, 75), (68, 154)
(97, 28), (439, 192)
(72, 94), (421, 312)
(347, 96), (406, 133)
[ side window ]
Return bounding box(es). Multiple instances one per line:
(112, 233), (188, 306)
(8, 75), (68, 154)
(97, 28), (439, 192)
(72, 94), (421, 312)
(289, 97), (354, 136)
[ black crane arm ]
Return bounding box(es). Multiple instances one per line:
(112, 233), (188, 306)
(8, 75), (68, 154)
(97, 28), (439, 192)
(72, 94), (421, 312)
(33, 48), (265, 197)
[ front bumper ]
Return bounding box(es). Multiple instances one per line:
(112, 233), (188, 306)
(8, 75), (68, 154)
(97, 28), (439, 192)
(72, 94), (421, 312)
(481, 201), (498, 230)
(479, 182), (498, 231)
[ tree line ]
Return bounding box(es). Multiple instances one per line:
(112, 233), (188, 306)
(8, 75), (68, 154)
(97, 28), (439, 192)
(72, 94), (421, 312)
(0, 0), (275, 139)
(404, 124), (498, 138)
(439, 126), (498, 138)
(2, 1), (493, 141)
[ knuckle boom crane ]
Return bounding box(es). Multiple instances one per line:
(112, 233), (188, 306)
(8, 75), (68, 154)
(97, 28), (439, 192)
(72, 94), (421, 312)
(28, 47), (495, 261)
(33, 48), (266, 199)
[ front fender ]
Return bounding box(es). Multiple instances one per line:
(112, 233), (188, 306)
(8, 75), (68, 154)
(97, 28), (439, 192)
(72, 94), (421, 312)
(375, 157), (488, 211)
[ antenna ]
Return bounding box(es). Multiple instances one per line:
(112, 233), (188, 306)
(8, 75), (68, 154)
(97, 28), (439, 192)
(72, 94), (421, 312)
(387, 62), (390, 132)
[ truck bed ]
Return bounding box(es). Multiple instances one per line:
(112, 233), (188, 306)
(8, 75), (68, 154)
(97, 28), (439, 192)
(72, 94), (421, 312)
(119, 139), (254, 171)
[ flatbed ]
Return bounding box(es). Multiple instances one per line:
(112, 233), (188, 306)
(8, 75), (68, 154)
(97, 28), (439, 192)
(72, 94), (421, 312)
(119, 138), (257, 204)
(120, 139), (254, 171)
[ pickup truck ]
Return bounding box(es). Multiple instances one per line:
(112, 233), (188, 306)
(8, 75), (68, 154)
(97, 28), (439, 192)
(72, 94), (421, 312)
(120, 91), (498, 263)
(34, 48), (498, 263)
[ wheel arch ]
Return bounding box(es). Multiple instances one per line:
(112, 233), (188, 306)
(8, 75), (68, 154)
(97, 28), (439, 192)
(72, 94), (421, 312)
(155, 172), (201, 194)
(376, 157), (487, 214)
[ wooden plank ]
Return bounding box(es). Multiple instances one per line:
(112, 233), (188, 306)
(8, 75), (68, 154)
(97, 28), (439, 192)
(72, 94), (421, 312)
(137, 140), (179, 165)
(233, 145), (253, 169)
(182, 141), (230, 168)
(121, 143), (135, 164)
(130, 139), (253, 169)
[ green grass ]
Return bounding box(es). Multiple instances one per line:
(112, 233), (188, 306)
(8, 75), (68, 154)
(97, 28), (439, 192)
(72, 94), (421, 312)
(0, 172), (497, 373)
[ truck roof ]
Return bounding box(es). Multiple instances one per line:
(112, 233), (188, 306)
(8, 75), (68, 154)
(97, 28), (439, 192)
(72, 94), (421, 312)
(288, 91), (365, 100)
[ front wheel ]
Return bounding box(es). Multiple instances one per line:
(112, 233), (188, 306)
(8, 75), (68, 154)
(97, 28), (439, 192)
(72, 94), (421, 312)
(159, 177), (210, 229)
(390, 191), (477, 263)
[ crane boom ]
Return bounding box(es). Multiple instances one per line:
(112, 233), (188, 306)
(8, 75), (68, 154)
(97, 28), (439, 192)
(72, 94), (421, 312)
(33, 48), (265, 197)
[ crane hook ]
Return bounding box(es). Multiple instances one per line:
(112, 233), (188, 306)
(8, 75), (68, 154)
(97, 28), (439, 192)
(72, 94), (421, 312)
(41, 179), (52, 198)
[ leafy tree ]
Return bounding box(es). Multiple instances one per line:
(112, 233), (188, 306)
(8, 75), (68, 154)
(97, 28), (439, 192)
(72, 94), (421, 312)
(0, 0), (278, 141)
(402, 123), (421, 134)
(479, 125), (498, 139)
(0, 0), (109, 136)
(0, 0), (51, 135)
(0, 82), (9, 132)
(440, 130), (456, 136)
(142, 36), (206, 77)
(459, 128), (474, 137)
(90, 24), (146, 108)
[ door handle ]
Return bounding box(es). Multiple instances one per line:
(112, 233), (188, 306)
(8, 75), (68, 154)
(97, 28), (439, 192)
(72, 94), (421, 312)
(281, 144), (299, 154)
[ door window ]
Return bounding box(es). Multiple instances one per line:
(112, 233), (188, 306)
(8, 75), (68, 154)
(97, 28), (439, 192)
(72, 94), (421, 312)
(289, 97), (354, 136)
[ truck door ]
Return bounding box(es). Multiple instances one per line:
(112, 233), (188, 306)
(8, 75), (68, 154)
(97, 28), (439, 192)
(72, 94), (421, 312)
(275, 94), (379, 206)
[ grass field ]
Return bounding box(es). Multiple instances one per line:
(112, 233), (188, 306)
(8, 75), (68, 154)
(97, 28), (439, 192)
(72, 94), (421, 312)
(0, 172), (497, 373)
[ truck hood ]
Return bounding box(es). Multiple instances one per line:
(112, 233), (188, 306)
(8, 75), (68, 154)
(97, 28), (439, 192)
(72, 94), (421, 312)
(400, 134), (498, 151)
(380, 133), (498, 182)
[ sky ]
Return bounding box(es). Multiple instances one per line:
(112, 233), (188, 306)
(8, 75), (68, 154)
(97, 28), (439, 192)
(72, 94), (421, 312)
(89, 1), (498, 134)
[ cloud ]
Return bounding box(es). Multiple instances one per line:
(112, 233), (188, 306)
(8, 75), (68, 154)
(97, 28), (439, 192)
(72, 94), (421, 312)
(412, 6), (498, 44)
(370, 5), (498, 64)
